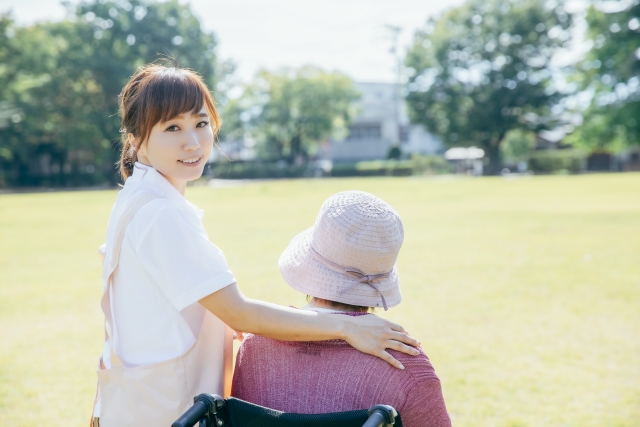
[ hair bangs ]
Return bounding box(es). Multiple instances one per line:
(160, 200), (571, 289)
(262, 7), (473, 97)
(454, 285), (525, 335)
(134, 68), (220, 146)
(150, 69), (207, 125)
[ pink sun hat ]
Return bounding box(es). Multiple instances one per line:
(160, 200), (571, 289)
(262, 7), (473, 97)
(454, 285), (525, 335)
(278, 191), (404, 310)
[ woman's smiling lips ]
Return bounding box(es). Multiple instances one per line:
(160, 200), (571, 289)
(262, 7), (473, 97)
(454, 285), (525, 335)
(178, 156), (202, 166)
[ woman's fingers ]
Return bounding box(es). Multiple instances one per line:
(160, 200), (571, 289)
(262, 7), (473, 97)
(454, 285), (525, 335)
(386, 338), (420, 356)
(377, 350), (405, 370)
(386, 320), (409, 334)
(385, 320), (421, 346)
(387, 330), (420, 350)
(342, 314), (421, 369)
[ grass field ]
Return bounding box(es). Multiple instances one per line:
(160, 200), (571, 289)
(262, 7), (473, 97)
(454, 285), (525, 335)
(0, 173), (639, 426)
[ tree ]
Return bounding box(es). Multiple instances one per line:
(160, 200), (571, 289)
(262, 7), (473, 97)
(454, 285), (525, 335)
(405, 0), (573, 174)
(0, 0), (223, 187)
(501, 128), (537, 164)
(566, 0), (639, 153)
(236, 66), (359, 164)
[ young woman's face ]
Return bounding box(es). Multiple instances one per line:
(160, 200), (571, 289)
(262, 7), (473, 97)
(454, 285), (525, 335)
(134, 108), (213, 194)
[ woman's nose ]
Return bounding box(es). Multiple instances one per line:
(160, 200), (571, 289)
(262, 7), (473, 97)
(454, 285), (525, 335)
(183, 130), (200, 151)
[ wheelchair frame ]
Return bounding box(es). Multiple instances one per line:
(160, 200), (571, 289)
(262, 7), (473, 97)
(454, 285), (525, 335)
(172, 393), (399, 427)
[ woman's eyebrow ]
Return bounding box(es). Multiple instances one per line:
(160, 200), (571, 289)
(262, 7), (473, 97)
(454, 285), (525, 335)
(195, 112), (208, 118)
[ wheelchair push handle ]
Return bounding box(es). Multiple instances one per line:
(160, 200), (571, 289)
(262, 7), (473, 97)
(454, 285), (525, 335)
(173, 396), (397, 427)
(172, 394), (224, 427)
(363, 404), (397, 427)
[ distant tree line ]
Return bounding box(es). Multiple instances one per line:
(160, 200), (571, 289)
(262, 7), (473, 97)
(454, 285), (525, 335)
(405, 0), (640, 174)
(565, 0), (640, 152)
(0, 0), (224, 187)
(0, 0), (638, 186)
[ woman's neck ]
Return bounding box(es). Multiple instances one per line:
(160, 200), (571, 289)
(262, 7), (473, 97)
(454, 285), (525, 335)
(304, 298), (368, 313)
(137, 157), (187, 195)
(161, 173), (187, 195)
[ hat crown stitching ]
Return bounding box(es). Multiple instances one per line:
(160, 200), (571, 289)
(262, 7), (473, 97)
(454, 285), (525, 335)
(278, 190), (403, 310)
(312, 191), (403, 275)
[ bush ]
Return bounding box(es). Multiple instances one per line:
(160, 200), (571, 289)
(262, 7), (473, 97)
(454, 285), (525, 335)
(210, 156), (454, 180)
(528, 149), (587, 174)
(411, 154), (454, 175)
(387, 145), (402, 160)
(210, 161), (307, 179)
(331, 160), (413, 177)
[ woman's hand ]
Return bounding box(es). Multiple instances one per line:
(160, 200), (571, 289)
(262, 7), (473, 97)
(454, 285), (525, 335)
(200, 283), (419, 368)
(341, 314), (420, 369)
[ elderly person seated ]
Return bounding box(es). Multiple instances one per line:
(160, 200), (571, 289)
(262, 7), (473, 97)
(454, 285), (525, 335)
(231, 191), (451, 427)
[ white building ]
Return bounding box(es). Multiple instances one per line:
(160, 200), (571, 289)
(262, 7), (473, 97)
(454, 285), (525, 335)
(322, 82), (442, 162)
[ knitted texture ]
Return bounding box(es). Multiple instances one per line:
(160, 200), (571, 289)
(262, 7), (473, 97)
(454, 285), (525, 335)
(278, 191), (404, 309)
(231, 314), (451, 427)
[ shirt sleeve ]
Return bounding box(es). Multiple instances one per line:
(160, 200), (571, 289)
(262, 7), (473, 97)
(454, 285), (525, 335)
(400, 378), (452, 427)
(134, 202), (236, 311)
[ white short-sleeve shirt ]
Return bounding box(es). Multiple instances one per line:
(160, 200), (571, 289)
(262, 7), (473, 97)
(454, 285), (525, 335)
(101, 163), (236, 369)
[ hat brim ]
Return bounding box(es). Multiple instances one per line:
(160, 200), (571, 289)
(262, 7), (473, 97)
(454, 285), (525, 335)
(278, 227), (401, 309)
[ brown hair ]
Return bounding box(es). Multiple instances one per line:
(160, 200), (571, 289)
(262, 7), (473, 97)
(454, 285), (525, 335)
(118, 64), (221, 181)
(306, 296), (373, 313)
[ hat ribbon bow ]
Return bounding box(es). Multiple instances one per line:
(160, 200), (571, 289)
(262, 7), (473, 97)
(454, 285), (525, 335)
(310, 247), (391, 311)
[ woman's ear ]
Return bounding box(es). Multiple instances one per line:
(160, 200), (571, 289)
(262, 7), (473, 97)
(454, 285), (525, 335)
(128, 133), (145, 157)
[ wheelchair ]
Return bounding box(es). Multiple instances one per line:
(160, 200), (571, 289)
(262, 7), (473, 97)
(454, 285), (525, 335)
(172, 394), (402, 427)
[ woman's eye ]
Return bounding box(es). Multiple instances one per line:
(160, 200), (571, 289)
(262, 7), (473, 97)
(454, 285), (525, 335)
(166, 125), (180, 132)
(196, 121), (209, 128)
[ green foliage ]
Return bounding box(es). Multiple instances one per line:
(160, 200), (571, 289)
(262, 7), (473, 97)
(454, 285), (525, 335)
(233, 66), (360, 163)
(0, 1), (221, 187)
(569, 1), (640, 152)
(330, 160), (413, 177)
(501, 128), (537, 163)
(211, 161), (308, 179)
(528, 148), (586, 173)
(564, 110), (635, 154)
(387, 145), (402, 160)
(332, 157), (451, 177)
(210, 155), (457, 180)
(211, 159), (414, 179)
(405, 0), (573, 173)
(410, 153), (455, 175)
(352, 159), (412, 175)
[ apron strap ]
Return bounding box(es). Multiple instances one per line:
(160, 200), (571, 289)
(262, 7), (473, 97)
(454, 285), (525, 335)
(100, 193), (163, 368)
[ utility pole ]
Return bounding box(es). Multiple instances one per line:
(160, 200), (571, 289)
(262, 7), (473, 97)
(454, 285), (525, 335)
(385, 25), (402, 147)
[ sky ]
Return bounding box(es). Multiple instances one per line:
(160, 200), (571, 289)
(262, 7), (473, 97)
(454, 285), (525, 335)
(2, 0), (464, 82)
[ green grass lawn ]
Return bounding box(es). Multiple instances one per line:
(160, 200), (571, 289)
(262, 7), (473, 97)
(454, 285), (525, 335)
(1, 173), (639, 426)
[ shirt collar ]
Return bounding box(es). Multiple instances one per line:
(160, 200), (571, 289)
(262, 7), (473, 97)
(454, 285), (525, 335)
(126, 163), (205, 220)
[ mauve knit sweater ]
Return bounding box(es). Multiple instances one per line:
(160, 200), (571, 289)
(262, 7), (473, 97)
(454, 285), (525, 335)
(231, 313), (451, 427)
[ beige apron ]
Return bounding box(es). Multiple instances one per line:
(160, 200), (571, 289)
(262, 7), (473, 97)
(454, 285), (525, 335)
(92, 193), (234, 427)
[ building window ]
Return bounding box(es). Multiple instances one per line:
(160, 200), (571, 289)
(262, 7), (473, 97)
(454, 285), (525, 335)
(347, 123), (381, 140)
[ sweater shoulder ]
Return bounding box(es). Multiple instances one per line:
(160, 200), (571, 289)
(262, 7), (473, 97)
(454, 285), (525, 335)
(237, 334), (441, 385)
(388, 347), (441, 384)
(232, 334), (448, 422)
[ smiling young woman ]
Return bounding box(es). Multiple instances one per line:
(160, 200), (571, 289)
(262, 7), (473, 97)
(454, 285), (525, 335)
(92, 64), (419, 427)
(118, 64), (219, 191)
